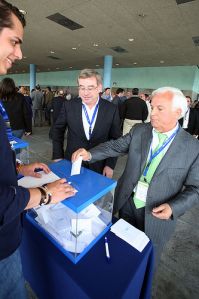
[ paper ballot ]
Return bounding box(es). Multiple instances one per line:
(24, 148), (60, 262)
(18, 171), (60, 188)
(71, 156), (82, 176)
(111, 219), (150, 252)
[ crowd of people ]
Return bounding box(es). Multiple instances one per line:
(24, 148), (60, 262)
(0, 1), (199, 298)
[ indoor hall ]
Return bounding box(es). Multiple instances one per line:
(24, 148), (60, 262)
(0, 0), (199, 299)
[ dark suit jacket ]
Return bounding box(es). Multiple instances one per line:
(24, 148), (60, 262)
(179, 108), (199, 135)
(52, 97), (121, 174)
(89, 123), (199, 247)
(51, 96), (66, 123)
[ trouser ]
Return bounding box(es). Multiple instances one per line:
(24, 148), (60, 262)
(123, 119), (142, 135)
(0, 249), (27, 299)
(32, 109), (43, 126)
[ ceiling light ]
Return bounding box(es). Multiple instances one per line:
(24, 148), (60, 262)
(128, 38), (134, 42)
(138, 13), (146, 18)
(115, 63), (119, 66)
(93, 43), (99, 47)
(23, 56), (27, 59)
(56, 67), (60, 70)
(96, 64), (100, 67)
(160, 60), (165, 64)
(72, 47), (77, 50)
(69, 66), (73, 69)
(133, 62), (137, 65)
(50, 51), (55, 54)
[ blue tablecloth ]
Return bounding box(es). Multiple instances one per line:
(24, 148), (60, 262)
(20, 215), (154, 299)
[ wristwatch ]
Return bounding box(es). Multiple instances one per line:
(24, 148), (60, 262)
(38, 185), (52, 206)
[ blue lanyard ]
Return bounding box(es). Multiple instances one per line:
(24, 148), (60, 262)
(82, 103), (99, 139)
(143, 127), (179, 177)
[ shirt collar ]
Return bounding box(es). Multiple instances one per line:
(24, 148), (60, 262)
(82, 97), (99, 110)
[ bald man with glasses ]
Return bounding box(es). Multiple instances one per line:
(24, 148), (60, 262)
(52, 69), (121, 178)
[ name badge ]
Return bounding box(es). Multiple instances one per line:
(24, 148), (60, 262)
(134, 181), (149, 203)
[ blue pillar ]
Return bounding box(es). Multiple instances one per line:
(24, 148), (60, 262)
(103, 55), (113, 89)
(30, 64), (36, 92)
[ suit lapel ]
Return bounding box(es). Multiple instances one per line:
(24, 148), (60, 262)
(153, 127), (186, 177)
(75, 98), (87, 139)
(141, 125), (153, 173)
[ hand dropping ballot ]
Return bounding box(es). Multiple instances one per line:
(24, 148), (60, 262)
(71, 156), (82, 176)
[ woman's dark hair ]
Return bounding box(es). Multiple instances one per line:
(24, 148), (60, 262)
(0, 77), (16, 101)
(0, 0), (26, 33)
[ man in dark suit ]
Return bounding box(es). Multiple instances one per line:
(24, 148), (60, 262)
(72, 87), (199, 263)
(52, 69), (121, 178)
(179, 96), (199, 135)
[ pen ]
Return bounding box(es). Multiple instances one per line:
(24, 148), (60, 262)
(104, 237), (110, 261)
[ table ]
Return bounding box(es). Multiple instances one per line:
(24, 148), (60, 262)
(20, 215), (154, 299)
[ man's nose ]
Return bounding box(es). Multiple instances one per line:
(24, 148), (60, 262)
(14, 45), (23, 60)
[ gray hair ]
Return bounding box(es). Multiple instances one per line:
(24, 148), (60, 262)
(77, 69), (102, 86)
(152, 87), (187, 118)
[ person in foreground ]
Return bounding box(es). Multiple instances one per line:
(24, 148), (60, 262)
(72, 86), (199, 264)
(0, 1), (76, 298)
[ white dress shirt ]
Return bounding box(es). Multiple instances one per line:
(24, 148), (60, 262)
(82, 100), (99, 140)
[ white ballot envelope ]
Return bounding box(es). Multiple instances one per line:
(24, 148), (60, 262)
(71, 156), (82, 176)
(18, 171), (60, 188)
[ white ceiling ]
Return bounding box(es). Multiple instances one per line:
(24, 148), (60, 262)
(8, 0), (199, 74)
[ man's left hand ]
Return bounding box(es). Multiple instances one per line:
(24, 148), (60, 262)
(19, 162), (51, 178)
(102, 166), (113, 178)
(152, 203), (172, 220)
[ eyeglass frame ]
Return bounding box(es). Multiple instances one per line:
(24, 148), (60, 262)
(78, 85), (98, 92)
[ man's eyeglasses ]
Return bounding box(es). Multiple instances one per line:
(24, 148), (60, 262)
(78, 86), (98, 92)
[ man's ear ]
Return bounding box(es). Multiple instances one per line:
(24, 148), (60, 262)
(98, 84), (103, 93)
(176, 108), (182, 119)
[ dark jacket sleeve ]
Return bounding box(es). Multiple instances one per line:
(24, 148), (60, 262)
(104, 105), (122, 169)
(0, 115), (30, 229)
(52, 102), (68, 159)
(22, 96), (32, 132)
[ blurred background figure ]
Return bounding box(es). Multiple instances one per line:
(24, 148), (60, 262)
(19, 86), (32, 135)
(122, 88), (148, 135)
(49, 90), (66, 139)
(31, 84), (44, 127)
(0, 78), (31, 138)
(179, 95), (199, 136)
(101, 87), (112, 102)
(44, 86), (54, 125)
(139, 92), (151, 123)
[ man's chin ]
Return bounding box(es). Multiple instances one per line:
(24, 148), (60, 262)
(0, 67), (8, 75)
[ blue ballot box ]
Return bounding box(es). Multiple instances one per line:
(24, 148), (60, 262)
(26, 160), (117, 264)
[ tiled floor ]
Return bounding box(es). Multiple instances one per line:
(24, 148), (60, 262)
(23, 125), (199, 299)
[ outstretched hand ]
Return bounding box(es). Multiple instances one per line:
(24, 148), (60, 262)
(19, 162), (51, 178)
